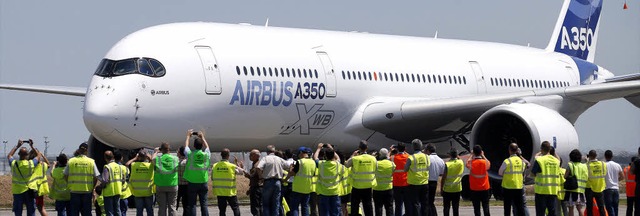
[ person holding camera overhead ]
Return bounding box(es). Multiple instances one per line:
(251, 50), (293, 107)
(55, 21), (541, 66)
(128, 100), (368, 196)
(404, 139), (430, 216)
(126, 149), (154, 216)
(499, 143), (527, 216)
(183, 129), (211, 216)
(8, 139), (42, 216)
(345, 140), (377, 216)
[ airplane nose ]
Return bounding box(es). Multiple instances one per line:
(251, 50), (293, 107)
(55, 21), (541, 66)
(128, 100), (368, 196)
(83, 93), (121, 138)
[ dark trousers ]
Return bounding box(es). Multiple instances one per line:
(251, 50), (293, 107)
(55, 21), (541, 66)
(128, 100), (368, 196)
(70, 192), (93, 216)
(535, 194), (557, 216)
(627, 196), (635, 216)
(407, 184), (429, 216)
(55, 200), (71, 216)
(373, 189), (393, 216)
(604, 189), (619, 216)
(636, 184), (640, 216)
(188, 182), (209, 216)
(393, 186), (410, 216)
(103, 195), (121, 216)
(470, 190), (491, 216)
(586, 188), (606, 216)
(502, 188), (524, 216)
(310, 192), (319, 216)
(250, 186), (264, 216)
(120, 198), (128, 216)
(218, 196), (241, 216)
(177, 184), (190, 216)
(14, 190), (36, 216)
(427, 181), (437, 216)
(351, 188), (373, 216)
(442, 192), (460, 216)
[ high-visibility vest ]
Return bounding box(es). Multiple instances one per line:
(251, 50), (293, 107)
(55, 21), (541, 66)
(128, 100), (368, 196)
(392, 153), (409, 187)
(567, 162), (588, 193)
(31, 162), (50, 196)
(625, 166), (635, 197)
(351, 154), (377, 189)
(558, 168), (566, 200)
(407, 153), (429, 186)
(50, 166), (71, 201)
(96, 194), (105, 216)
(154, 154), (179, 187)
(443, 159), (464, 193)
(11, 159), (36, 194)
(317, 160), (342, 196)
(292, 158), (316, 194)
(102, 162), (124, 197)
(501, 156), (525, 189)
(119, 164), (132, 199)
(68, 155), (96, 193)
(586, 160), (607, 193)
(339, 165), (352, 196)
(534, 155), (560, 195)
(183, 150), (210, 183)
(373, 159), (394, 191)
(470, 158), (490, 191)
(211, 160), (237, 196)
(130, 162), (154, 197)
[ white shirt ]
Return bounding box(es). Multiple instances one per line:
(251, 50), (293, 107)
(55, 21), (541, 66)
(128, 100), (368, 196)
(428, 153), (445, 181)
(605, 160), (623, 190)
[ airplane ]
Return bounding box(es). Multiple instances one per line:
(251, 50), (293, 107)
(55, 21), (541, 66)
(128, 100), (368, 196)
(1, 0), (639, 189)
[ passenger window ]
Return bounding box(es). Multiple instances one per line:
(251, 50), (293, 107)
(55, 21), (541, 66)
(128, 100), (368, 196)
(292, 68), (296, 78)
(448, 76), (452, 84)
(257, 67), (262, 76)
(138, 59), (153, 76)
(250, 67), (255, 76)
(304, 69), (308, 78)
(314, 70), (318, 78)
(236, 66), (241, 75)
(269, 68), (274, 77)
(368, 72), (372, 81)
(463, 77), (467, 84)
(243, 67), (248, 75)
(286, 68), (291, 77)
(438, 75), (442, 83)
(297, 69), (301, 78)
(347, 71), (352, 80)
(342, 71), (346, 79)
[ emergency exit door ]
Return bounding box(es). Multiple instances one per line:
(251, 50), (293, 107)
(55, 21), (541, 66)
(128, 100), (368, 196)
(316, 52), (337, 97)
(195, 46), (222, 94)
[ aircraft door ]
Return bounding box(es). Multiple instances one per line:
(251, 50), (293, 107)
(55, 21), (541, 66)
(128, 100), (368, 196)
(316, 52), (337, 97)
(469, 61), (487, 94)
(195, 46), (222, 94)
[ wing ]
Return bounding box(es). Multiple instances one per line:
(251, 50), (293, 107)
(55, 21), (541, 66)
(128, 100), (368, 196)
(360, 80), (640, 141)
(0, 84), (86, 97)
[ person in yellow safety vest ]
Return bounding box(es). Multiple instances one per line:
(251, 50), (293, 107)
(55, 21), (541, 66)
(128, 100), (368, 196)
(585, 150), (607, 216)
(114, 151), (131, 216)
(440, 148), (464, 216)
(403, 139), (430, 216)
(531, 141), (561, 216)
(558, 161), (568, 216)
(152, 143), (180, 216)
(8, 139), (39, 216)
(50, 153), (72, 216)
(373, 148), (394, 216)
(64, 142), (101, 216)
(564, 149), (588, 216)
(99, 150), (124, 216)
(345, 140), (377, 216)
(499, 143), (527, 216)
(27, 146), (50, 216)
(125, 150), (154, 216)
(317, 147), (343, 216)
(285, 146), (316, 216)
(183, 129), (212, 216)
(212, 148), (245, 216)
(314, 144), (340, 216)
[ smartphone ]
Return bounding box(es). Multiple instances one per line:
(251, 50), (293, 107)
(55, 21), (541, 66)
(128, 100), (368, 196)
(22, 140), (31, 144)
(192, 132), (199, 136)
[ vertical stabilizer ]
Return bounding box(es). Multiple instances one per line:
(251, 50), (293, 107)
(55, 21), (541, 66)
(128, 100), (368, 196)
(546, 0), (603, 63)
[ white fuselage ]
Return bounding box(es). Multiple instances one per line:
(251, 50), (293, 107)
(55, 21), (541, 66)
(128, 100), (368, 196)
(82, 22), (606, 151)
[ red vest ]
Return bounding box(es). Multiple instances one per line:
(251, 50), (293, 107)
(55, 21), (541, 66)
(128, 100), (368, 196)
(392, 153), (409, 187)
(625, 166), (636, 197)
(469, 158), (490, 191)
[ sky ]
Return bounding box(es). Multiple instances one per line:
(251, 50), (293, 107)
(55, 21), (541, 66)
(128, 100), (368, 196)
(1, 1), (639, 157)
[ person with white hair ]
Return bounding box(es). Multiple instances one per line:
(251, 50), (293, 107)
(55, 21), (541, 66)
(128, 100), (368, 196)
(373, 148), (394, 216)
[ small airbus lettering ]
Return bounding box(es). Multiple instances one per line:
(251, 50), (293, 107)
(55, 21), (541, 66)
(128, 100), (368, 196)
(150, 90), (170, 96)
(560, 26), (594, 51)
(229, 80), (326, 107)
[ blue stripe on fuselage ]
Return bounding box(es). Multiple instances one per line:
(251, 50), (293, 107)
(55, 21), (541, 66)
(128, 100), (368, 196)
(571, 57), (598, 85)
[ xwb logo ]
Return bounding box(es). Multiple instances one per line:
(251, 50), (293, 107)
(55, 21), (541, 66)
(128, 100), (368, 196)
(280, 103), (335, 135)
(560, 26), (594, 52)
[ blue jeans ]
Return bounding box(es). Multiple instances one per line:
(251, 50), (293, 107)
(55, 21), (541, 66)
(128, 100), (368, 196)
(318, 195), (341, 216)
(535, 194), (557, 216)
(55, 200), (71, 216)
(104, 195), (121, 216)
(262, 179), (282, 216)
(70, 192), (93, 216)
(120, 198), (128, 216)
(603, 189), (619, 216)
(135, 196), (154, 216)
(13, 190), (36, 216)
(290, 192), (311, 216)
(188, 182), (209, 216)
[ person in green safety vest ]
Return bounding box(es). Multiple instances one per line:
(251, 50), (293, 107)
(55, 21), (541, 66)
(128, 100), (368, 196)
(373, 148), (394, 216)
(99, 150), (124, 216)
(50, 153), (71, 216)
(499, 143), (527, 216)
(152, 143), (180, 216)
(8, 139), (40, 216)
(440, 148), (464, 216)
(211, 148), (245, 216)
(126, 150), (154, 216)
(183, 129), (212, 216)
(585, 150), (607, 216)
(64, 142), (101, 216)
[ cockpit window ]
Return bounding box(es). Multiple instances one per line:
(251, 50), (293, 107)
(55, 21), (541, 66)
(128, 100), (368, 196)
(94, 57), (166, 78)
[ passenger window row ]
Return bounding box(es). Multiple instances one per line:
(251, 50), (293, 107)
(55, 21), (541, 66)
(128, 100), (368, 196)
(236, 66), (319, 79)
(341, 70), (467, 85)
(490, 77), (570, 89)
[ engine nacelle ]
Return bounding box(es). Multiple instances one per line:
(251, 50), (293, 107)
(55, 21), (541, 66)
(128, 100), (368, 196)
(470, 103), (578, 179)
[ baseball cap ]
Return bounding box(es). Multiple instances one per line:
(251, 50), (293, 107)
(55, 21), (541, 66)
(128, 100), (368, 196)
(298, 147), (311, 154)
(79, 142), (89, 150)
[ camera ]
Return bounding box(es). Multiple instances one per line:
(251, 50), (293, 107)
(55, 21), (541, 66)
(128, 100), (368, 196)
(22, 140), (31, 144)
(323, 143), (329, 148)
(192, 131), (199, 136)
